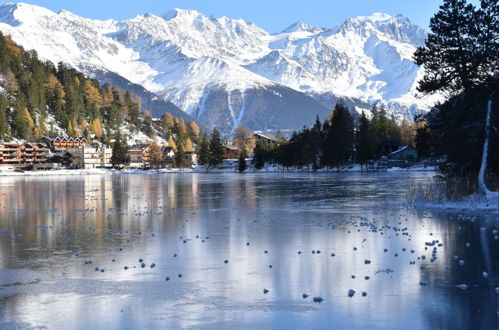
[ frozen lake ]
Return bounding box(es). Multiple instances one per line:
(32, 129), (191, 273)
(0, 172), (498, 329)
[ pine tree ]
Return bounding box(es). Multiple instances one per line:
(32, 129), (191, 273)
(238, 147), (247, 172)
(414, 0), (499, 193)
(109, 89), (123, 129)
(414, 114), (433, 158)
(175, 142), (186, 168)
(208, 128), (224, 168)
(111, 134), (130, 168)
(125, 91), (141, 129)
(356, 112), (371, 168)
(0, 95), (8, 139)
(197, 133), (210, 166)
(414, 0), (479, 94)
(142, 110), (153, 137)
(474, 0), (499, 80)
(253, 141), (266, 169)
(323, 104), (354, 168)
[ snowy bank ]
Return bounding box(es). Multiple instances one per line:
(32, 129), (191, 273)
(0, 164), (438, 177)
(0, 168), (110, 177)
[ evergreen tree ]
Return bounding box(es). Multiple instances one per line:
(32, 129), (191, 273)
(142, 111), (154, 137)
(208, 128), (224, 168)
(125, 91), (141, 129)
(323, 104), (354, 168)
(0, 32), (200, 146)
(414, 114), (433, 158)
(175, 142), (186, 168)
(474, 0), (499, 81)
(415, 0), (499, 190)
(0, 95), (8, 139)
(109, 89), (123, 129)
(111, 134), (130, 168)
(238, 147), (247, 172)
(253, 141), (266, 169)
(197, 133), (210, 166)
(414, 0), (479, 94)
(356, 112), (371, 168)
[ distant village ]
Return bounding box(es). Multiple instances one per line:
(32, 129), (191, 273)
(0, 133), (278, 171)
(0, 130), (423, 173)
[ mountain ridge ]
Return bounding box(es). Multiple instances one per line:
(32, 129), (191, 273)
(0, 2), (442, 133)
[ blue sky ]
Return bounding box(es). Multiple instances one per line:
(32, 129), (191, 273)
(5, 0), (481, 32)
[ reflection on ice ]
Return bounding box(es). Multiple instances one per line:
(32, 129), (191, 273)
(0, 172), (498, 329)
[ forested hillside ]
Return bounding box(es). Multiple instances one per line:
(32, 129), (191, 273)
(0, 32), (200, 147)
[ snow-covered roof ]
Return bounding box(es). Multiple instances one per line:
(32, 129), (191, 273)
(255, 133), (278, 142)
(43, 136), (87, 142)
(128, 144), (150, 151)
(388, 146), (415, 156)
(223, 145), (239, 151)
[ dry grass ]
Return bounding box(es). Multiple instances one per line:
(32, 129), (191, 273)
(406, 175), (480, 203)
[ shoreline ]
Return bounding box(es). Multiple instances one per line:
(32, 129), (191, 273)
(0, 165), (438, 177)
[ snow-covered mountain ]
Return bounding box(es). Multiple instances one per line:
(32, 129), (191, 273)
(0, 2), (441, 133)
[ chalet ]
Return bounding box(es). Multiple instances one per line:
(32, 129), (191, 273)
(387, 146), (418, 161)
(222, 145), (240, 159)
(128, 144), (151, 168)
(253, 133), (279, 146)
(43, 136), (87, 152)
(0, 143), (49, 168)
(162, 146), (175, 160)
(68, 146), (112, 169)
(157, 147), (174, 168)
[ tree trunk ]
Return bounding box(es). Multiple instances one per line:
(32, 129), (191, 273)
(478, 99), (499, 200)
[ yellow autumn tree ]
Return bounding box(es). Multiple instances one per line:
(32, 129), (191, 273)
(167, 136), (177, 151)
(79, 121), (87, 133)
(178, 118), (187, 137)
(33, 127), (42, 141)
(189, 121), (201, 137)
(147, 140), (163, 169)
(22, 108), (35, 141)
(163, 113), (175, 129)
(83, 80), (101, 110)
(101, 85), (114, 109)
(5, 36), (22, 58)
(46, 74), (65, 102)
(400, 119), (416, 147)
(184, 137), (193, 152)
(67, 121), (76, 137)
(90, 118), (104, 138)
